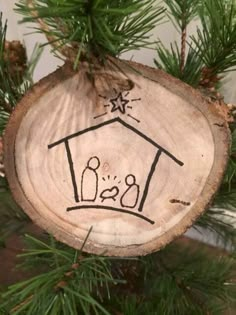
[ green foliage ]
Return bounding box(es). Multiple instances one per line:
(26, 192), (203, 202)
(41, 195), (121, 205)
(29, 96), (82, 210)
(195, 208), (236, 247)
(0, 177), (29, 247)
(221, 128), (236, 190)
(0, 13), (42, 243)
(210, 125), (236, 230)
(111, 243), (236, 315)
(139, 245), (236, 315)
(0, 233), (124, 315)
(155, 0), (203, 86)
(154, 42), (202, 87)
(191, 0), (236, 77)
(1, 236), (235, 315)
(0, 15), (15, 133)
(0, 3), (236, 315)
(155, 0), (236, 89)
(0, 14), (27, 108)
(195, 125), (236, 248)
(165, 0), (201, 30)
(0, 110), (9, 135)
(0, 14), (43, 136)
(115, 296), (142, 315)
(16, 0), (165, 67)
(154, 0), (236, 250)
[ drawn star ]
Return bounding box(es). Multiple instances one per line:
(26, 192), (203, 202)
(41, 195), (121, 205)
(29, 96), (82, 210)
(110, 92), (129, 114)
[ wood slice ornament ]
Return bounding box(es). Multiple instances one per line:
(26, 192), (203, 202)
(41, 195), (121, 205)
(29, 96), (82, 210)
(4, 61), (230, 256)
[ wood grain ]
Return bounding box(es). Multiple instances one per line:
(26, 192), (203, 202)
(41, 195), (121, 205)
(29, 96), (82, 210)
(3, 61), (230, 256)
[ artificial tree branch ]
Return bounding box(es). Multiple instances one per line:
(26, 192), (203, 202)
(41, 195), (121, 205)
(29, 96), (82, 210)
(25, 0), (78, 62)
(17, 0), (165, 67)
(11, 295), (33, 313)
(0, 102), (12, 114)
(180, 24), (187, 73)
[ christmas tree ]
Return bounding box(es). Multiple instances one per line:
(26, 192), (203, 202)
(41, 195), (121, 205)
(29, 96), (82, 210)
(0, 0), (236, 314)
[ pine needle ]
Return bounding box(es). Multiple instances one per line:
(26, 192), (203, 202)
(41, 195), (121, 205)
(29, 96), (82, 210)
(16, 0), (165, 66)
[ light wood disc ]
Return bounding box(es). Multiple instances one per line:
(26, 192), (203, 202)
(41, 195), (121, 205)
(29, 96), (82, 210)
(4, 61), (230, 256)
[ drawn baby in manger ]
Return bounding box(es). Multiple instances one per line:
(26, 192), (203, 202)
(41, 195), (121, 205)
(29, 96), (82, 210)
(48, 117), (184, 224)
(81, 156), (140, 209)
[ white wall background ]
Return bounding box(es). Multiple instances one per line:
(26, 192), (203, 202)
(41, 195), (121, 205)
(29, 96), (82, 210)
(1, 0), (235, 247)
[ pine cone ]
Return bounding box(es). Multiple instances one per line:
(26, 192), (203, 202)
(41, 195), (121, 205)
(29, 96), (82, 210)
(3, 40), (27, 84)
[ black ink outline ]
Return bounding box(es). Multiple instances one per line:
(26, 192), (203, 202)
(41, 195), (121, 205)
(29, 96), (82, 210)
(138, 150), (162, 212)
(169, 199), (191, 206)
(94, 112), (108, 120)
(127, 114), (140, 123)
(81, 156), (100, 202)
(48, 117), (184, 167)
(98, 91), (142, 123)
(100, 186), (119, 202)
(110, 92), (129, 114)
(67, 205), (155, 225)
(48, 117), (184, 220)
(98, 94), (107, 100)
(65, 140), (79, 202)
(120, 175), (140, 209)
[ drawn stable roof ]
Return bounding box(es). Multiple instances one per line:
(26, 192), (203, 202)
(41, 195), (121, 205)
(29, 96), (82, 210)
(48, 117), (184, 167)
(48, 117), (184, 225)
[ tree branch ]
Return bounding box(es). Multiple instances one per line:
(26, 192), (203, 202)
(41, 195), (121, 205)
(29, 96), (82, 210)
(0, 102), (12, 114)
(180, 25), (187, 73)
(26, 0), (78, 62)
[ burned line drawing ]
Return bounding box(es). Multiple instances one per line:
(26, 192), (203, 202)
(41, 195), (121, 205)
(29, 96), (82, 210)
(120, 175), (140, 209)
(48, 117), (184, 225)
(94, 89), (141, 123)
(100, 186), (120, 203)
(100, 175), (122, 203)
(81, 156), (100, 202)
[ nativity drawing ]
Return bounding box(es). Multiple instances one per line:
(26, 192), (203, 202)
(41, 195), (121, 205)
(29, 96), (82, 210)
(48, 117), (184, 225)
(80, 156), (140, 208)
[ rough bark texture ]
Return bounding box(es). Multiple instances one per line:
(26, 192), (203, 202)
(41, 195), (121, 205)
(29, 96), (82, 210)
(3, 60), (230, 256)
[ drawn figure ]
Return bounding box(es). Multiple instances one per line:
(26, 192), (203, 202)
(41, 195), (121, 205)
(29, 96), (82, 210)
(120, 175), (140, 209)
(100, 186), (119, 203)
(81, 156), (100, 202)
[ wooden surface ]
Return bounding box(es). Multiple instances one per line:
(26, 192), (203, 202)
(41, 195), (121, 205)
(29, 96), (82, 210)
(3, 61), (230, 256)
